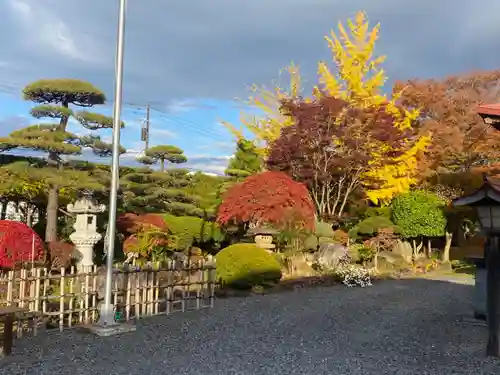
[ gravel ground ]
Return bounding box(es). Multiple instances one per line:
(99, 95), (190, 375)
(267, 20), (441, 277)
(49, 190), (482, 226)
(1, 277), (500, 375)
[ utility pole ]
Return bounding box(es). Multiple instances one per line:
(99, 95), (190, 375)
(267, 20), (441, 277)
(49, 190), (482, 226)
(141, 104), (150, 150)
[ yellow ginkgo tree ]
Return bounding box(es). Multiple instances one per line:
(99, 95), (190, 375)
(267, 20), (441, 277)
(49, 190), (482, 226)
(223, 11), (429, 205)
(315, 11), (430, 205)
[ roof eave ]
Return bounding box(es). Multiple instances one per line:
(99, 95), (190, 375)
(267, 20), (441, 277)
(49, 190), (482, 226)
(453, 188), (500, 207)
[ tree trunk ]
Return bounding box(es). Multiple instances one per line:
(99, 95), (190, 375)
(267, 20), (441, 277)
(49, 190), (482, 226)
(45, 185), (59, 243)
(44, 102), (69, 243)
(427, 238), (432, 258)
(486, 235), (500, 357)
(26, 205), (34, 227)
(442, 231), (452, 262)
(0, 200), (7, 220)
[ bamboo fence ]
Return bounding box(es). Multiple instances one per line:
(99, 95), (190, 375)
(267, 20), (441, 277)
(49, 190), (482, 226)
(0, 259), (216, 334)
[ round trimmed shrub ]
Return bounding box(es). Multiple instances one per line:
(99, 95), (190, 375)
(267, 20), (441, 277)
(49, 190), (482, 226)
(215, 243), (282, 289)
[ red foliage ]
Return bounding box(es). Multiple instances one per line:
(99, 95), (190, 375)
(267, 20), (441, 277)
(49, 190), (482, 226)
(0, 221), (44, 268)
(47, 241), (74, 269)
(216, 171), (315, 229)
(117, 213), (167, 234)
(267, 96), (417, 218)
(123, 235), (139, 254)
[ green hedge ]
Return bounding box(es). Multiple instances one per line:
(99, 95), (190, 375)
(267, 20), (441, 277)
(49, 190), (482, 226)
(164, 214), (223, 250)
(390, 190), (446, 238)
(215, 243), (282, 289)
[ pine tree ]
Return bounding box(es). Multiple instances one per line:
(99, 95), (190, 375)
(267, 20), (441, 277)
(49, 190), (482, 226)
(225, 139), (263, 178)
(120, 167), (203, 217)
(139, 145), (187, 172)
(0, 79), (122, 242)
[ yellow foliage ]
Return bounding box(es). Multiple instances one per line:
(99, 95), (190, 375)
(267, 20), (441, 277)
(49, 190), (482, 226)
(220, 63), (302, 157)
(316, 11), (429, 204)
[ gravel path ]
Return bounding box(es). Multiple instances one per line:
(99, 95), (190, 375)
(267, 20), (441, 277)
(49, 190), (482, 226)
(1, 277), (500, 375)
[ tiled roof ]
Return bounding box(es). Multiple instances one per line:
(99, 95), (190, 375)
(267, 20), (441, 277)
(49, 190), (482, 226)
(477, 103), (500, 117)
(453, 175), (500, 206)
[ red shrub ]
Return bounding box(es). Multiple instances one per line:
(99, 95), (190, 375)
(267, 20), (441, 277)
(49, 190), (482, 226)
(217, 171), (316, 229)
(0, 221), (44, 268)
(47, 241), (75, 269)
(117, 213), (167, 234)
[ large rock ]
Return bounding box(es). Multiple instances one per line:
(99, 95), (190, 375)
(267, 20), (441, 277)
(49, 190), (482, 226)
(314, 243), (350, 270)
(377, 251), (411, 271)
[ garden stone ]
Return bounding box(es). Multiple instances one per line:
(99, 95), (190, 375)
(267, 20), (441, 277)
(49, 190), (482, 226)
(314, 243), (350, 269)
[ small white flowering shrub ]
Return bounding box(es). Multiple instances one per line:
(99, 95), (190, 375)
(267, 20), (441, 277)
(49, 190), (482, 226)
(335, 264), (373, 287)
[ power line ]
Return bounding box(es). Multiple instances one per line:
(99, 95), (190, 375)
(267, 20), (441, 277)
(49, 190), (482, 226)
(0, 80), (235, 145)
(147, 104), (229, 140)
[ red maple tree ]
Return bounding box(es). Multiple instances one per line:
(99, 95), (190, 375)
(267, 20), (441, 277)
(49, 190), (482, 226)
(216, 171), (315, 229)
(0, 221), (44, 268)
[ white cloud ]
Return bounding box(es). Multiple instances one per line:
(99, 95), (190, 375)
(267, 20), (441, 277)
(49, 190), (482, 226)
(6, 0), (104, 64)
(150, 127), (176, 138)
(166, 99), (198, 113)
(197, 141), (235, 151)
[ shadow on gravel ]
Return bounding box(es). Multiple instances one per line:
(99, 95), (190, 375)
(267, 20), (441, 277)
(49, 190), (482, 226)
(1, 277), (499, 375)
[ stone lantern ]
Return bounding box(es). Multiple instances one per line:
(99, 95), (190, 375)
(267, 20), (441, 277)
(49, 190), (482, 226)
(453, 173), (500, 357)
(247, 226), (278, 252)
(67, 197), (106, 270)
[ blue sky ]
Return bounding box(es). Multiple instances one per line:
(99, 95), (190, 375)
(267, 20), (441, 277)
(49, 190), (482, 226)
(1, 0), (500, 174)
(0, 92), (246, 174)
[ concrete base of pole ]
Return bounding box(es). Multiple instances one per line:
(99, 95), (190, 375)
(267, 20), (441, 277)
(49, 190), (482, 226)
(82, 303), (136, 337)
(84, 322), (136, 337)
(97, 303), (117, 327)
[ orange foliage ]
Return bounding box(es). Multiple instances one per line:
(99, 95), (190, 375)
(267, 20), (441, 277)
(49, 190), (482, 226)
(395, 70), (500, 172)
(117, 213), (168, 234)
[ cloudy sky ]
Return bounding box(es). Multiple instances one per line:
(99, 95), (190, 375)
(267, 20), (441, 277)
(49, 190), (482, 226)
(0, 0), (499, 174)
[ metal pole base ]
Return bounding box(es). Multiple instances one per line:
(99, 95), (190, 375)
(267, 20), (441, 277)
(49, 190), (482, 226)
(97, 303), (118, 327)
(83, 303), (136, 337)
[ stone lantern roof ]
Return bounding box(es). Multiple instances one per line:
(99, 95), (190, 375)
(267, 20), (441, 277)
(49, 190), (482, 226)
(452, 175), (500, 207)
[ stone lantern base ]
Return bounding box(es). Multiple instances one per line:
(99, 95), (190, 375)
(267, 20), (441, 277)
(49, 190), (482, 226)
(465, 256), (487, 320)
